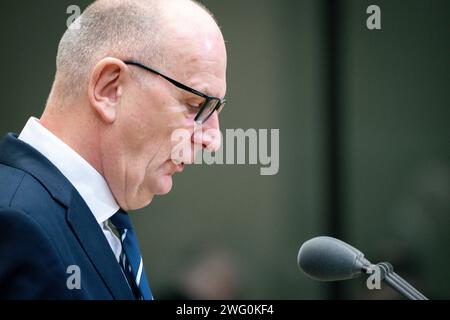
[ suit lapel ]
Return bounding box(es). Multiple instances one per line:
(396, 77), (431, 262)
(66, 180), (135, 300)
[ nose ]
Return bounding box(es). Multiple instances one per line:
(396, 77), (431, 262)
(191, 111), (221, 152)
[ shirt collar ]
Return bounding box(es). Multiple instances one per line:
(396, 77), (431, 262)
(18, 117), (119, 224)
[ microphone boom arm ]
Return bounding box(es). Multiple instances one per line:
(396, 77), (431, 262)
(371, 262), (428, 300)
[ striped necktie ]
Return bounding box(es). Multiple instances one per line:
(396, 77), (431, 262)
(110, 209), (153, 300)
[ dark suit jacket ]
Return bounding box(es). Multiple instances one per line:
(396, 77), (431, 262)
(0, 133), (135, 299)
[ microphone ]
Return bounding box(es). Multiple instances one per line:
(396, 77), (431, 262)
(297, 236), (428, 300)
(297, 236), (371, 281)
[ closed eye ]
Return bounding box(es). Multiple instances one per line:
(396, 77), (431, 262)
(188, 103), (201, 109)
(187, 100), (203, 111)
(185, 95), (205, 112)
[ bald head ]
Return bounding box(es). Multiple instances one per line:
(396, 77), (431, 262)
(54, 0), (224, 100)
(42, 0), (227, 210)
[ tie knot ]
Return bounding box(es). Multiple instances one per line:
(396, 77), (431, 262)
(110, 209), (133, 230)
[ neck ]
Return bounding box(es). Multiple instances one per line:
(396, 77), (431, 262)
(40, 101), (105, 177)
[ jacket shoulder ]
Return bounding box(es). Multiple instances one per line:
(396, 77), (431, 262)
(0, 163), (26, 207)
(0, 163), (65, 220)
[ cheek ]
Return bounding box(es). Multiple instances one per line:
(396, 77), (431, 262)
(116, 93), (168, 159)
(119, 88), (195, 184)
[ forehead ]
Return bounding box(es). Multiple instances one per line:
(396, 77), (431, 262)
(181, 61), (227, 99)
(163, 24), (227, 98)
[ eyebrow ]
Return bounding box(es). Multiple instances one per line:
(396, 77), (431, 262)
(190, 84), (220, 99)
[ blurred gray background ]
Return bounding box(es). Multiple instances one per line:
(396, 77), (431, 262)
(0, 0), (448, 299)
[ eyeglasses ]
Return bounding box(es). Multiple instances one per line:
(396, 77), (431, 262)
(123, 60), (226, 124)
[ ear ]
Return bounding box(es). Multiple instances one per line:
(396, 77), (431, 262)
(88, 57), (129, 123)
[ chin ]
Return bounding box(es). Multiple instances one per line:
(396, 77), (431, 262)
(121, 175), (174, 210)
(154, 175), (174, 195)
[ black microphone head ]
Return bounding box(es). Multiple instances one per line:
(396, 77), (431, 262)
(297, 236), (371, 281)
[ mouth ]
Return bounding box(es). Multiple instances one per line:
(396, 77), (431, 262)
(163, 160), (184, 176)
(175, 162), (185, 173)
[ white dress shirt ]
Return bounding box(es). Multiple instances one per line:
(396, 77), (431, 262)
(18, 117), (122, 262)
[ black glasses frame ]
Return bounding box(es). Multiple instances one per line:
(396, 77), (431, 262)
(123, 60), (226, 124)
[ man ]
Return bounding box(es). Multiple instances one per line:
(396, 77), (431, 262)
(0, 0), (226, 299)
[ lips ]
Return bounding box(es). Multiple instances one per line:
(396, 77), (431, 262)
(164, 159), (185, 175)
(175, 162), (185, 173)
